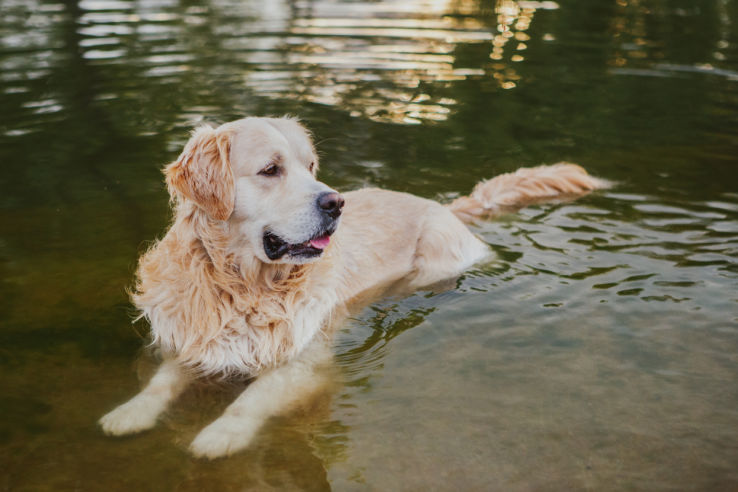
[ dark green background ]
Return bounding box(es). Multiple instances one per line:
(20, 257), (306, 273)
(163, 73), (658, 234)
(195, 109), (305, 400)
(1, 0), (737, 490)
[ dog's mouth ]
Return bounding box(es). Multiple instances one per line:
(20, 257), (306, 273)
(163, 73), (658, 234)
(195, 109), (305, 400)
(263, 228), (335, 261)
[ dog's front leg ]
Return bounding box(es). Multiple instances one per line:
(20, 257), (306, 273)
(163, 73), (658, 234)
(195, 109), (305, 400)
(189, 342), (330, 459)
(99, 358), (189, 435)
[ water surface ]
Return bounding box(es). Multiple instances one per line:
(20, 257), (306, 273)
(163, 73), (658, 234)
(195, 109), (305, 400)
(1, 0), (737, 490)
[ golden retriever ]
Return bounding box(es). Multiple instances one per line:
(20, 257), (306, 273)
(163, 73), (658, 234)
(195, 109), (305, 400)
(99, 116), (607, 458)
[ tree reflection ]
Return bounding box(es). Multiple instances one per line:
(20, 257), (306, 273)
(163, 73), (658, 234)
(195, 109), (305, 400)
(1, 0), (737, 488)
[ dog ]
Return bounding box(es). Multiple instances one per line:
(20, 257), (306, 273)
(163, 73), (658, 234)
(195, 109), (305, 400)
(99, 116), (608, 458)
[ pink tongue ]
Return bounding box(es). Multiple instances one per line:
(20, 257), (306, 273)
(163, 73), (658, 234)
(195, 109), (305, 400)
(309, 235), (330, 249)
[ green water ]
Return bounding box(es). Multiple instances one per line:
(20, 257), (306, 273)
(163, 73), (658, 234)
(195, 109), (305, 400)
(2, 0), (738, 490)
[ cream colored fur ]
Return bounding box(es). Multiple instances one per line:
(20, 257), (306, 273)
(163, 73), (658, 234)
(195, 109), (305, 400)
(99, 116), (608, 458)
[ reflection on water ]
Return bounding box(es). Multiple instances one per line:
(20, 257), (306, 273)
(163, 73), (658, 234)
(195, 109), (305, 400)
(489, 0), (557, 89)
(0, 0), (563, 126)
(608, 0), (738, 82)
(1, 0), (738, 489)
(325, 191), (738, 489)
(241, 0), (562, 121)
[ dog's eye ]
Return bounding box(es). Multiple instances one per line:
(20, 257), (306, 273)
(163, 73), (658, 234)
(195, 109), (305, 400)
(258, 163), (281, 177)
(308, 162), (315, 173)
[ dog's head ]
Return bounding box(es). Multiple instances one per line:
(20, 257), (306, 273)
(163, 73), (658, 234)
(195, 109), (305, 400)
(165, 116), (343, 264)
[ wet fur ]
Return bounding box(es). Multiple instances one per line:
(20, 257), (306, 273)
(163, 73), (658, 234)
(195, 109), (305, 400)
(100, 116), (608, 458)
(133, 209), (329, 376)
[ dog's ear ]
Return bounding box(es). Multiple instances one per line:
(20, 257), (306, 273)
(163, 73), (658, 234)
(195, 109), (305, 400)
(165, 125), (235, 221)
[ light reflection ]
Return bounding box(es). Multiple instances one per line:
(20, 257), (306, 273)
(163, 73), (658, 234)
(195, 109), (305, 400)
(244, 0), (495, 124)
(486, 0), (556, 88)
(235, 0), (556, 123)
(609, 0), (661, 70)
(0, 0), (556, 128)
(607, 0), (738, 79)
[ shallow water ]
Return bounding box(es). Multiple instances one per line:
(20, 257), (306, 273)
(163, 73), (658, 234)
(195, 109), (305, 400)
(1, 0), (737, 490)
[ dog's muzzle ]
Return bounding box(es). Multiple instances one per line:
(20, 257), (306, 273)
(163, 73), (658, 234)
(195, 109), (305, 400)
(263, 192), (344, 261)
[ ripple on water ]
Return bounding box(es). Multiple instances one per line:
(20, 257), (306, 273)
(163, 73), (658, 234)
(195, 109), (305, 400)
(0, 0), (562, 127)
(468, 193), (738, 317)
(1, 1), (738, 490)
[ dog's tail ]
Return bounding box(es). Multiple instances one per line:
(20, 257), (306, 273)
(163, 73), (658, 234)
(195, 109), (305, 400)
(446, 162), (610, 224)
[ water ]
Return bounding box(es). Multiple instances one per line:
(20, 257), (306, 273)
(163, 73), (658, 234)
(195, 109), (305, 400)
(1, 0), (737, 490)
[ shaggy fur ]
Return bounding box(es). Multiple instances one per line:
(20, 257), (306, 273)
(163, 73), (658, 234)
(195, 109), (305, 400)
(100, 116), (608, 458)
(447, 162), (608, 223)
(133, 210), (325, 376)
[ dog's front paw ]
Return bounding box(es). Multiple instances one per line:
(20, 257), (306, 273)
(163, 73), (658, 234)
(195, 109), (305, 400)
(189, 416), (260, 459)
(99, 396), (161, 436)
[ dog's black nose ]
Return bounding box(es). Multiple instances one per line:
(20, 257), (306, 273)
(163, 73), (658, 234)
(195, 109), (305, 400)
(317, 191), (345, 219)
